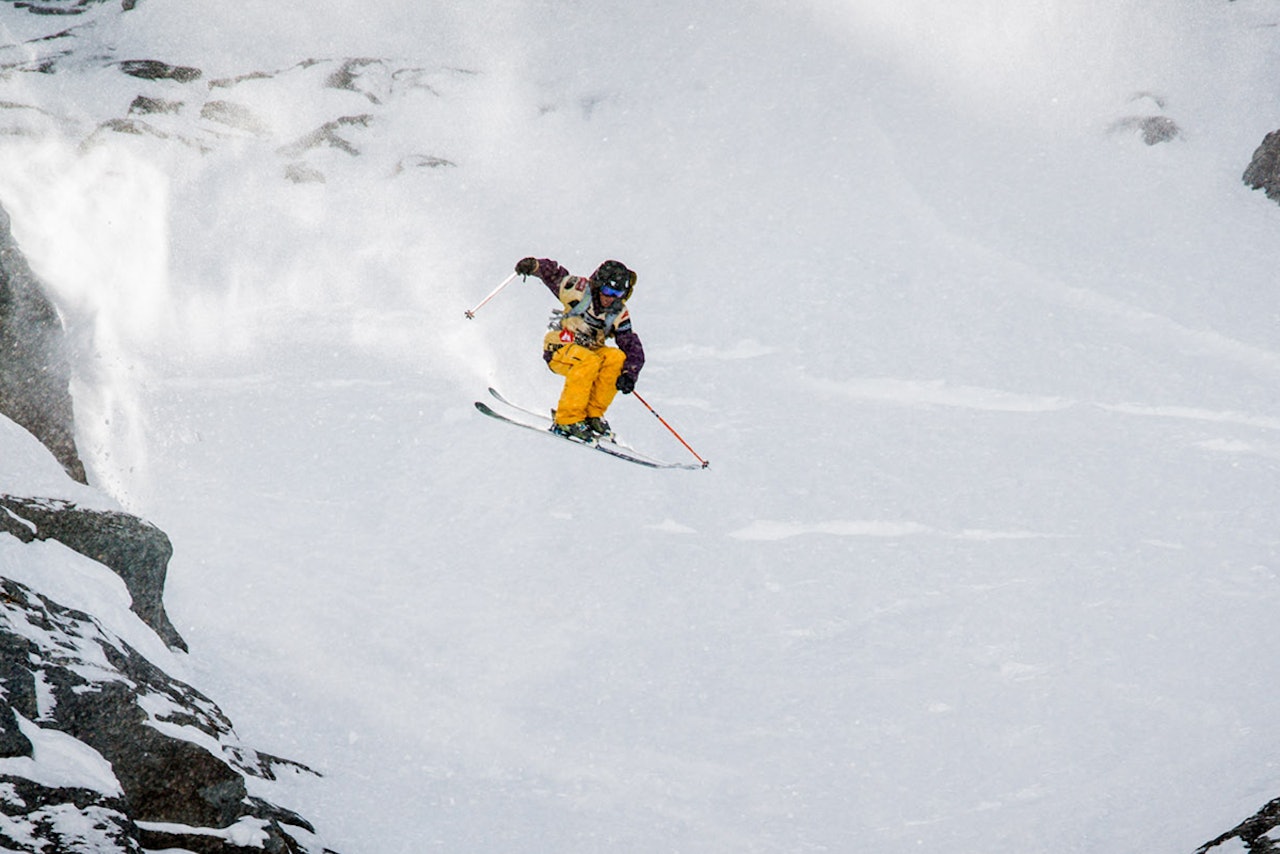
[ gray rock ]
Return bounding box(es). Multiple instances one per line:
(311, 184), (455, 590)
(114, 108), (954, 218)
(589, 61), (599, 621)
(1196, 795), (1280, 853)
(1, 0), (134, 15)
(115, 59), (201, 83)
(0, 496), (185, 651)
(0, 575), (333, 853)
(1243, 129), (1280, 203)
(0, 202), (86, 484)
(1108, 114), (1181, 145)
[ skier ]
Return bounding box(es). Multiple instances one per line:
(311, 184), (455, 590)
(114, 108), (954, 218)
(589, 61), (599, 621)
(514, 256), (644, 441)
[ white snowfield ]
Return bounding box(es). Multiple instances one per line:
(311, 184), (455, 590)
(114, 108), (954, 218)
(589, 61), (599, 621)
(1, 1), (1279, 852)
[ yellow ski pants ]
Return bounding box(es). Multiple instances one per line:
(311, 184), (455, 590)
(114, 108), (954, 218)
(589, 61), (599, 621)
(548, 344), (626, 425)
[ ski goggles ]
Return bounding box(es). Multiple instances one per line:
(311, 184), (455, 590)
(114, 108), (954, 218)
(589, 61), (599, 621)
(599, 284), (627, 297)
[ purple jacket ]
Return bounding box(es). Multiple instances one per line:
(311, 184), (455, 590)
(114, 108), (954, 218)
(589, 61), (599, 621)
(530, 258), (645, 382)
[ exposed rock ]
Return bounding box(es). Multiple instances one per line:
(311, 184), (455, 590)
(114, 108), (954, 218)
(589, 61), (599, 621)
(1110, 114), (1181, 145)
(1243, 129), (1280, 204)
(285, 162), (326, 184)
(0, 202), (86, 484)
(325, 57), (388, 104)
(0, 496), (185, 651)
(278, 114), (373, 158)
(115, 59), (201, 83)
(0, 99), (62, 137)
(1108, 92), (1181, 145)
(201, 99), (271, 136)
(1196, 795), (1280, 853)
(1, 18), (473, 184)
(395, 154), (456, 174)
(94, 116), (163, 137)
(4, 0), (134, 15)
(0, 776), (138, 852)
(0, 575), (332, 853)
(82, 116), (211, 153)
(127, 94), (181, 115)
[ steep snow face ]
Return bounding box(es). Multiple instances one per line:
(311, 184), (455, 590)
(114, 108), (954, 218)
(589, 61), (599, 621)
(3, 1), (1280, 853)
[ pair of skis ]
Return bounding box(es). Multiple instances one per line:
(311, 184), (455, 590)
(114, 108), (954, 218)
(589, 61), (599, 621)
(475, 388), (704, 470)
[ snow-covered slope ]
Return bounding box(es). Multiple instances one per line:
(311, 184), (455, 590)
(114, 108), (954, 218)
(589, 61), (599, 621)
(3, 1), (1280, 852)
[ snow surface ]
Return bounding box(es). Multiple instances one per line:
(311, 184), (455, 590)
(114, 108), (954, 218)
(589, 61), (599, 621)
(3, 1), (1280, 852)
(0, 713), (121, 797)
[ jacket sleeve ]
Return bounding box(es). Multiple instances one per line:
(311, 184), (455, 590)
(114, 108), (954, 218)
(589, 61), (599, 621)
(615, 327), (645, 380)
(532, 258), (571, 299)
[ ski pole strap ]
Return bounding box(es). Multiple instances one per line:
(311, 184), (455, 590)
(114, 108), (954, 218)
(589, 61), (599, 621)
(632, 391), (710, 469)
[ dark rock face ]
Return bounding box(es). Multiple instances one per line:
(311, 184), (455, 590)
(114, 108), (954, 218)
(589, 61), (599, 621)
(0, 204), (87, 484)
(116, 58), (201, 82)
(1243, 129), (1280, 204)
(0, 6), (342, 854)
(0, 0), (131, 15)
(0, 496), (185, 651)
(1197, 796), (1280, 853)
(0, 576), (332, 853)
(0, 776), (139, 852)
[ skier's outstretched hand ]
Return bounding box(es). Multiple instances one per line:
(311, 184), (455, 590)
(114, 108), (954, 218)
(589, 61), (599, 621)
(616, 374), (635, 395)
(515, 257), (537, 276)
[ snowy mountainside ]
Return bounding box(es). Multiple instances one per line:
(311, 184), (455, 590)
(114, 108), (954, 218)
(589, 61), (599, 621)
(2, 1), (1280, 853)
(0, 393), (334, 849)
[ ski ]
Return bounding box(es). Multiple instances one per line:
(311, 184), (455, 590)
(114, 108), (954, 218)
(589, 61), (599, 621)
(488, 385), (651, 450)
(487, 387), (553, 424)
(474, 401), (703, 470)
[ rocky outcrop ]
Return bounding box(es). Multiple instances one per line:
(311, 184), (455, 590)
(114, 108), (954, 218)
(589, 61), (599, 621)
(0, 204), (87, 485)
(0, 482), (339, 850)
(0, 575), (332, 853)
(1196, 796), (1280, 853)
(4, 0), (134, 15)
(0, 496), (185, 651)
(0, 8), (335, 848)
(0, 5), (468, 183)
(1243, 129), (1280, 204)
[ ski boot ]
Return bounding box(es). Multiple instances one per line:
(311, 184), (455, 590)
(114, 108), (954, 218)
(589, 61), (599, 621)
(551, 421), (595, 442)
(586, 417), (615, 442)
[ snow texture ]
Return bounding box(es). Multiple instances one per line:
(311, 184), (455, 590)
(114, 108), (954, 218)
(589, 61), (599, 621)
(1, 0), (1280, 852)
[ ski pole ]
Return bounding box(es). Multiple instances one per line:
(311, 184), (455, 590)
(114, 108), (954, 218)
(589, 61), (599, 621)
(632, 391), (710, 469)
(464, 272), (519, 319)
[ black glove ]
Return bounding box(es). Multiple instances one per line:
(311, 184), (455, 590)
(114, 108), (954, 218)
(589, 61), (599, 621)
(515, 257), (538, 276)
(616, 373), (635, 395)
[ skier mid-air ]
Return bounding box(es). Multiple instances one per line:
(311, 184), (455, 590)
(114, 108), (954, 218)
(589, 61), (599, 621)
(514, 256), (643, 441)
(466, 257), (707, 469)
